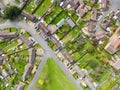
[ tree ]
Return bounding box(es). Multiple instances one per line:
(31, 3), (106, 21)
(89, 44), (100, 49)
(3, 6), (21, 20)
(88, 59), (99, 69)
(87, 47), (94, 53)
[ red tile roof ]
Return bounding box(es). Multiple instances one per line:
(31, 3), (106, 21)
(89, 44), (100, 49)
(113, 38), (120, 49)
(101, 0), (107, 10)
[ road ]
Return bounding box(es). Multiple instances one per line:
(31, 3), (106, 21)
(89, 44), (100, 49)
(28, 54), (48, 90)
(0, 20), (83, 90)
(111, 0), (120, 10)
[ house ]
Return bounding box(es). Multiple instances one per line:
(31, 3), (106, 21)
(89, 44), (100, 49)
(115, 9), (120, 21)
(61, 1), (69, 8)
(113, 38), (120, 49)
(69, 0), (80, 10)
(61, 51), (75, 64)
(22, 63), (33, 81)
(16, 82), (25, 90)
(84, 21), (96, 33)
(91, 8), (98, 21)
(115, 9), (120, 17)
(58, 0), (64, 3)
(84, 77), (97, 90)
(29, 48), (36, 64)
(51, 36), (61, 48)
(62, 1), (69, 8)
(76, 2), (86, 17)
(19, 34), (33, 48)
(0, 56), (3, 64)
(47, 24), (58, 34)
(22, 10), (37, 22)
(101, 0), (108, 10)
(38, 22), (50, 35)
(76, 2), (92, 18)
(96, 31), (108, 40)
(105, 37), (120, 54)
(0, 31), (18, 40)
(108, 58), (120, 73)
(85, 5), (92, 11)
(102, 19), (112, 29)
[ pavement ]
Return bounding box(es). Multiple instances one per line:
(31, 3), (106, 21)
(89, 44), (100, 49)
(0, 1), (119, 90)
(0, 20), (83, 90)
(111, 0), (120, 10)
(28, 53), (48, 90)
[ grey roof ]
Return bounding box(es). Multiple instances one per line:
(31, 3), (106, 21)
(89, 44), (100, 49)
(22, 64), (33, 81)
(66, 17), (75, 28)
(19, 34), (33, 48)
(22, 10), (37, 22)
(51, 36), (61, 48)
(0, 56), (3, 64)
(38, 22), (50, 34)
(16, 82), (25, 90)
(29, 48), (36, 64)
(0, 31), (18, 40)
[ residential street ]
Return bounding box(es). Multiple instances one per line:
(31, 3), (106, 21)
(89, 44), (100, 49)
(0, 0), (120, 90)
(111, 0), (120, 10)
(0, 20), (83, 90)
(28, 54), (48, 90)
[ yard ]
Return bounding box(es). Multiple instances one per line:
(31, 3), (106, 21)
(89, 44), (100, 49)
(56, 22), (71, 40)
(45, 6), (63, 24)
(26, 0), (37, 13)
(52, 11), (68, 24)
(63, 34), (115, 86)
(62, 26), (81, 44)
(34, 58), (77, 90)
(34, 0), (53, 16)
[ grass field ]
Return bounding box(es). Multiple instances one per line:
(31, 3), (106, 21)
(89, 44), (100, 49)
(34, 58), (77, 90)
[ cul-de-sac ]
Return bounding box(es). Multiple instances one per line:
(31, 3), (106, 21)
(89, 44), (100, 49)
(0, 0), (120, 90)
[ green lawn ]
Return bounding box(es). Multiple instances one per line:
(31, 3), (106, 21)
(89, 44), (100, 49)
(45, 6), (63, 24)
(0, 40), (9, 49)
(56, 23), (71, 40)
(62, 26), (80, 44)
(100, 77), (120, 90)
(34, 0), (53, 16)
(26, 0), (36, 13)
(2, 39), (18, 54)
(12, 55), (27, 76)
(34, 58), (77, 90)
(83, 11), (91, 20)
(52, 11), (68, 24)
